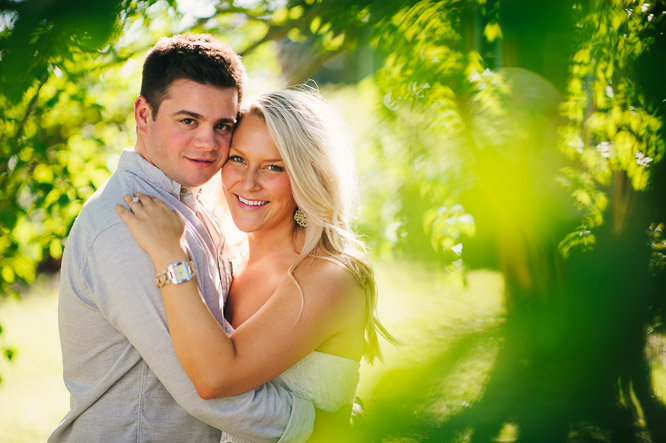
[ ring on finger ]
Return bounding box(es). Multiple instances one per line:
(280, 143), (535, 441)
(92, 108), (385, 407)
(129, 196), (140, 211)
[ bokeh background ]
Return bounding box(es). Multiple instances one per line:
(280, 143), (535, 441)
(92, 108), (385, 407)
(1, 0), (665, 441)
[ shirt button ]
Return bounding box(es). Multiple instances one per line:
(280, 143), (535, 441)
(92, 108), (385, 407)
(196, 212), (203, 219)
(181, 188), (188, 195)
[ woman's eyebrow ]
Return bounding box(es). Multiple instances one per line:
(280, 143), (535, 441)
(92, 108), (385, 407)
(229, 147), (283, 163)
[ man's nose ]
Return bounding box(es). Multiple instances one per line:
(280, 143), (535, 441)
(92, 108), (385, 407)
(193, 127), (217, 150)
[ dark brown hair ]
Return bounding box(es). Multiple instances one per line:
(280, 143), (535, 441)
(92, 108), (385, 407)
(140, 33), (246, 118)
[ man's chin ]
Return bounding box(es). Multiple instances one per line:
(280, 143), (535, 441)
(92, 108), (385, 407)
(181, 166), (224, 186)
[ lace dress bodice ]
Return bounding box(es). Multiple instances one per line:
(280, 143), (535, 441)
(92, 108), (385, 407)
(219, 351), (360, 443)
(273, 350), (360, 413)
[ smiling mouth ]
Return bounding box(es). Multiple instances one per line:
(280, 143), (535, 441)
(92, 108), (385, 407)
(187, 157), (217, 166)
(237, 195), (268, 206)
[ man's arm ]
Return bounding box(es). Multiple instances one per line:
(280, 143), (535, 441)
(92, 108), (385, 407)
(85, 222), (314, 442)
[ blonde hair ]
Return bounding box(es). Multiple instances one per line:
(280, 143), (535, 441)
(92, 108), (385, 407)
(244, 87), (393, 362)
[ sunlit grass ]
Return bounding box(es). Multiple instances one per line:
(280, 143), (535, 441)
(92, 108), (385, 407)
(2, 262), (664, 442)
(357, 261), (507, 440)
(0, 261), (504, 442)
(0, 275), (68, 443)
(360, 261), (505, 403)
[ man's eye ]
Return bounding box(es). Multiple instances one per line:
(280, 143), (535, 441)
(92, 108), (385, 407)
(181, 118), (195, 125)
(216, 123), (233, 132)
(267, 165), (284, 172)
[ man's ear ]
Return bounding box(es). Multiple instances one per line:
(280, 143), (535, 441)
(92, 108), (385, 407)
(134, 96), (152, 134)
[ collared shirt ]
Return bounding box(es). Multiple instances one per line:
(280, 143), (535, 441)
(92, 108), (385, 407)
(49, 149), (314, 443)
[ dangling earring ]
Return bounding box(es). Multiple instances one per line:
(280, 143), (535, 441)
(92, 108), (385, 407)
(294, 208), (308, 227)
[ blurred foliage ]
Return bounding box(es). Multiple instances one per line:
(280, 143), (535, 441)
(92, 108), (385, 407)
(559, 0), (665, 256)
(2, 0), (666, 441)
(0, 0), (176, 370)
(2, 0), (105, 356)
(351, 0), (666, 441)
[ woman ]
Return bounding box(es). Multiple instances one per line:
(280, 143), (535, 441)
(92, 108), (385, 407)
(116, 89), (392, 440)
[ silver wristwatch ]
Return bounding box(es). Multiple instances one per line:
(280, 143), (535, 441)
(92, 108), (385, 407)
(155, 260), (196, 288)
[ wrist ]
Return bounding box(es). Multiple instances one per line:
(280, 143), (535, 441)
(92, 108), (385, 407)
(155, 260), (196, 288)
(150, 247), (189, 271)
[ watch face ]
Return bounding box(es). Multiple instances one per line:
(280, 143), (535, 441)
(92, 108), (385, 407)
(173, 264), (190, 281)
(156, 261), (195, 288)
(169, 261), (193, 283)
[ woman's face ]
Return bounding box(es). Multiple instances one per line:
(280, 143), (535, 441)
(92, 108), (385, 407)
(222, 114), (297, 234)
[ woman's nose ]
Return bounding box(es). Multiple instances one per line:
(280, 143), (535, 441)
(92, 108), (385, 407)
(241, 168), (260, 191)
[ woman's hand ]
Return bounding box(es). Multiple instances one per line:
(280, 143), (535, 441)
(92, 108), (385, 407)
(115, 192), (188, 267)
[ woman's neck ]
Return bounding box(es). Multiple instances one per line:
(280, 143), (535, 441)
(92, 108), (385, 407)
(246, 223), (304, 263)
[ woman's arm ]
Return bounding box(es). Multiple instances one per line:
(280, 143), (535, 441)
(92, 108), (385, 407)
(115, 193), (364, 398)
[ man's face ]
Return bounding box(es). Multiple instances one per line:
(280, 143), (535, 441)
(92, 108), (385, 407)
(135, 78), (238, 191)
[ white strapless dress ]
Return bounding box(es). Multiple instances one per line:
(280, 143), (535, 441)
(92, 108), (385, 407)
(220, 351), (360, 442)
(273, 351), (360, 413)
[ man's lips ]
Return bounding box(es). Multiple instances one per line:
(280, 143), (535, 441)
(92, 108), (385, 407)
(185, 157), (218, 167)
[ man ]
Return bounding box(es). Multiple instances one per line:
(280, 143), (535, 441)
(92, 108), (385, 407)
(49, 34), (314, 442)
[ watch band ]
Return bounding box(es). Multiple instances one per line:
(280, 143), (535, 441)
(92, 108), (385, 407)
(155, 260), (196, 288)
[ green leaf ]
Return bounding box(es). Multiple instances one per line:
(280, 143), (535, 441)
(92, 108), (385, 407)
(287, 28), (307, 43)
(483, 21), (502, 42)
(271, 7), (289, 25)
(1, 210), (18, 231)
(1, 267), (15, 284)
(310, 16), (322, 33)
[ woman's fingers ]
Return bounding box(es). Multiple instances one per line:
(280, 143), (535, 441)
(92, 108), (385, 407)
(117, 193), (181, 231)
(136, 192), (171, 211)
(118, 193), (181, 227)
(121, 193), (161, 213)
(114, 192), (187, 259)
(130, 192), (169, 210)
(121, 194), (142, 213)
(114, 203), (131, 219)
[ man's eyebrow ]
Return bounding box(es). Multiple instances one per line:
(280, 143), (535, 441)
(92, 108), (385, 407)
(172, 110), (236, 124)
(172, 110), (202, 119)
(219, 117), (237, 125)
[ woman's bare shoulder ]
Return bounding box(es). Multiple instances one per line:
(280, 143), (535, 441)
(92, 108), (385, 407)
(298, 254), (359, 284)
(293, 255), (365, 308)
(293, 255), (366, 360)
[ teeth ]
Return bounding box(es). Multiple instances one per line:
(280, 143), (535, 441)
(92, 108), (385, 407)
(238, 195), (267, 206)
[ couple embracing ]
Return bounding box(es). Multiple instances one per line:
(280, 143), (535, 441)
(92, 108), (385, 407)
(49, 33), (393, 442)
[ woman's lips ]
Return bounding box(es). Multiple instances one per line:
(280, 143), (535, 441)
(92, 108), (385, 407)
(236, 194), (268, 207)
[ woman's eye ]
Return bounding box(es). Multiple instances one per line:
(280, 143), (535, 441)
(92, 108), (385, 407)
(229, 155), (244, 163)
(267, 164), (284, 172)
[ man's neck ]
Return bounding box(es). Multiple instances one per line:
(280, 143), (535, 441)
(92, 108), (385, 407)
(133, 143), (152, 165)
(186, 186), (201, 196)
(132, 146), (201, 195)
